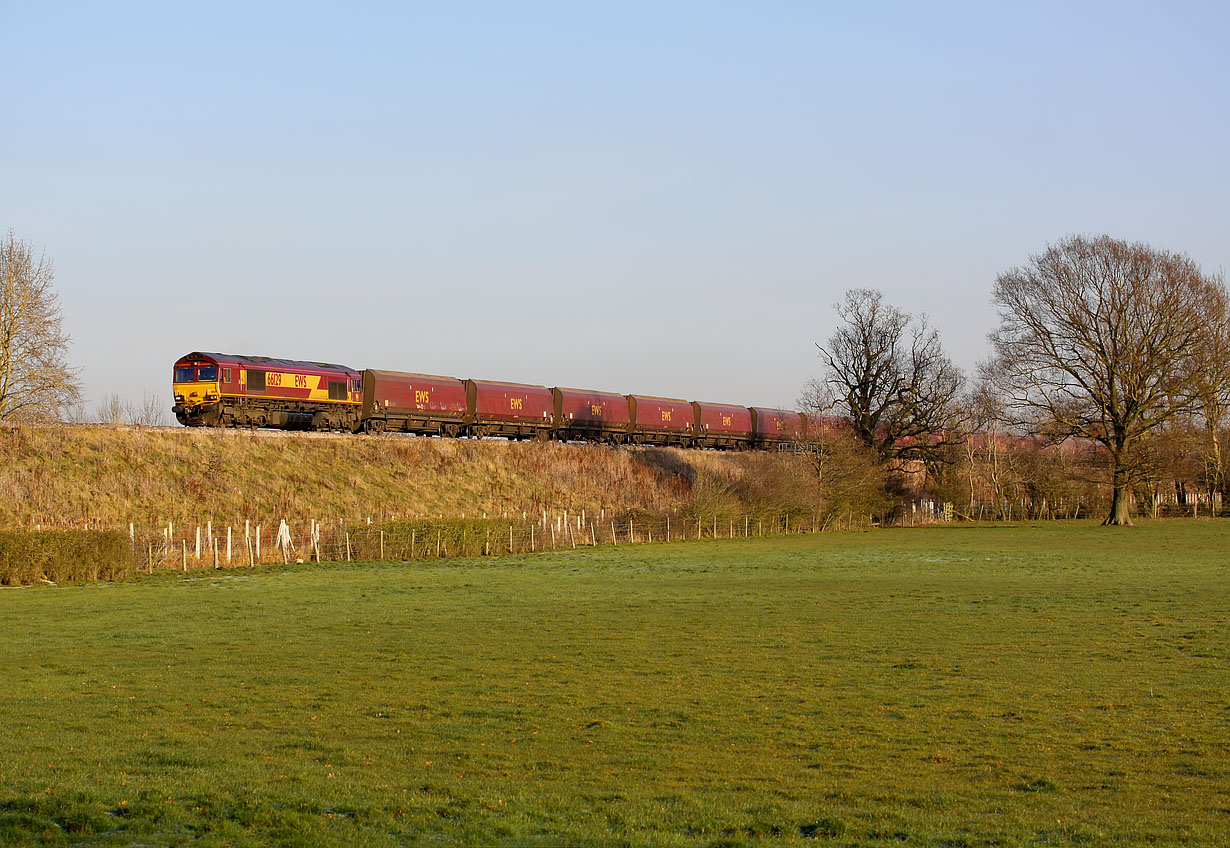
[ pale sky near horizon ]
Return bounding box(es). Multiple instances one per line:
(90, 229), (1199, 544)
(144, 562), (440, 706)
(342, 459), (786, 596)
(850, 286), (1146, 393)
(4, 1), (1228, 416)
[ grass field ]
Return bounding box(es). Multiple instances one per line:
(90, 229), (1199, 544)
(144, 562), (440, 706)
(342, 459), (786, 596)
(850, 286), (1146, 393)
(0, 522), (1226, 846)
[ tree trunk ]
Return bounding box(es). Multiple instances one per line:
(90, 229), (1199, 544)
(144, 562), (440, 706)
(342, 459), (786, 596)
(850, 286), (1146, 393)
(1208, 423), (1224, 518)
(1104, 465), (1133, 526)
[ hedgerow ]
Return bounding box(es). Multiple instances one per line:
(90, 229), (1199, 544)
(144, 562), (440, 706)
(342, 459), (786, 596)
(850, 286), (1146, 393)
(0, 530), (135, 585)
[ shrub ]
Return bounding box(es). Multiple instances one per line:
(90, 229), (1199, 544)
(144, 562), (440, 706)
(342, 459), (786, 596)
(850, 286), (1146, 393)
(0, 530), (136, 584)
(348, 518), (527, 561)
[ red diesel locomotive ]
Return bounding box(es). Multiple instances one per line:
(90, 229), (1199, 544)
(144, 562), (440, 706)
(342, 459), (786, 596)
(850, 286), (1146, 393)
(172, 351), (818, 449)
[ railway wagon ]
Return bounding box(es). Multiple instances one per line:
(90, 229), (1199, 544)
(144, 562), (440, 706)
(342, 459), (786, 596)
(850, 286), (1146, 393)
(693, 402), (754, 449)
(626, 395), (696, 447)
(803, 413), (844, 440)
(552, 388), (631, 443)
(466, 380), (555, 439)
(361, 370), (468, 436)
(751, 407), (807, 447)
(172, 352), (361, 430)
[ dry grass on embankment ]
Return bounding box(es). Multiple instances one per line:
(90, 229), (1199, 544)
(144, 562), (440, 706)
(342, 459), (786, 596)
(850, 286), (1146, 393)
(1, 424), (822, 531)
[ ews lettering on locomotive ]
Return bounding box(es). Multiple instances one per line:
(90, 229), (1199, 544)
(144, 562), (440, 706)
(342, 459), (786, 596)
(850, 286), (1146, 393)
(294, 374), (310, 388)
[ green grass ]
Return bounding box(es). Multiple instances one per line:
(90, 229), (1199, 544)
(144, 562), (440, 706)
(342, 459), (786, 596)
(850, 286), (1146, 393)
(0, 522), (1226, 846)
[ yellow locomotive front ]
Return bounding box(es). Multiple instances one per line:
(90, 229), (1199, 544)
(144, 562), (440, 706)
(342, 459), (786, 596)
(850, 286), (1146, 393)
(172, 357), (223, 426)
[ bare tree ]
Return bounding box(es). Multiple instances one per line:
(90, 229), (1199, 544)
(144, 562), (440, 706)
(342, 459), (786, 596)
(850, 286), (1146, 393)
(987, 235), (1227, 526)
(806, 288), (964, 469)
(1188, 292), (1230, 510)
(95, 393), (125, 425)
(0, 231), (81, 421)
(127, 390), (169, 427)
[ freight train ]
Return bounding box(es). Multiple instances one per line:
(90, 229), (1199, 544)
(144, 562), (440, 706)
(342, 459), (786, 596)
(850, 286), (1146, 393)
(171, 352), (825, 449)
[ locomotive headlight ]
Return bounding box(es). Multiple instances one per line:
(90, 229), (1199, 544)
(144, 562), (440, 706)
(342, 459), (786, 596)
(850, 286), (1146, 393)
(175, 394), (184, 402)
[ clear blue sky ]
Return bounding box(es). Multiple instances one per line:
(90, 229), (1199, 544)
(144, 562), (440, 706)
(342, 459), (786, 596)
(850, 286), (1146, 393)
(4, 1), (1228, 414)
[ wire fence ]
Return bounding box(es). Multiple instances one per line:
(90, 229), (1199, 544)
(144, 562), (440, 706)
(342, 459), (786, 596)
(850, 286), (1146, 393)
(116, 490), (1228, 574)
(124, 510), (876, 573)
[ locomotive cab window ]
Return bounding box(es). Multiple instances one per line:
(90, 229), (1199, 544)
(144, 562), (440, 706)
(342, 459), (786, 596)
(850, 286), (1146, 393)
(175, 366), (194, 382)
(247, 370), (266, 391)
(352, 378), (361, 392)
(223, 368), (231, 383)
(197, 365), (218, 381)
(328, 381), (347, 400)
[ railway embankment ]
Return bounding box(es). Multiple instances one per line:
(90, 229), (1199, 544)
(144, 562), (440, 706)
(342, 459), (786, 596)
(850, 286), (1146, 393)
(2, 423), (828, 531)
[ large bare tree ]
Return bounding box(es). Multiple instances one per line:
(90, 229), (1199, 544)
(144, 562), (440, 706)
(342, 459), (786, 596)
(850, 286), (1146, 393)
(1188, 292), (1230, 508)
(987, 234), (1226, 526)
(0, 231), (80, 421)
(807, 288), (964, 468)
